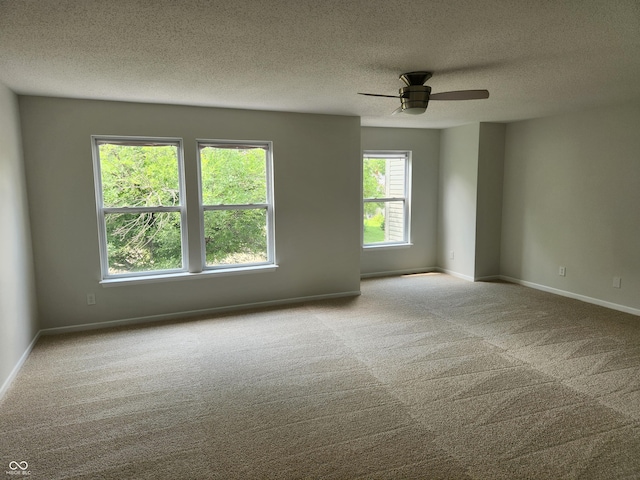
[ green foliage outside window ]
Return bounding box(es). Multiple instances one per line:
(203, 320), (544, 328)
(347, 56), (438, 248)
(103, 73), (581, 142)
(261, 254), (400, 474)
(100, 144), (180, 208)
(200, 146), (266, 205)
(363, 158), (386, 243)
(98, 143), (270, 275)
(100, 144), (182, 273)
(200, 146), (268, 266)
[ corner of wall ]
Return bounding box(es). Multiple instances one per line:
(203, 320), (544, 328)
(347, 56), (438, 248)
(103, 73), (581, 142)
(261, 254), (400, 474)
(437, 123), (480, 279)
(474, 123), (506, 278)
(0, 85), (40, 400)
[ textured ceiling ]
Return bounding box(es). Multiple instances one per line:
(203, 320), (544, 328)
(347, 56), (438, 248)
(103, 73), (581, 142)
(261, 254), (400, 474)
(1, 0), (639, 128)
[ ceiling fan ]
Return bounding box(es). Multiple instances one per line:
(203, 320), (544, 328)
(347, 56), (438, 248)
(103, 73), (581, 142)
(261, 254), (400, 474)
(358, 71), (489, 115)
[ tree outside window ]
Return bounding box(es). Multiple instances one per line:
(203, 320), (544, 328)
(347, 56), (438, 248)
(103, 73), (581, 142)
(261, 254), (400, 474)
(92, 137), (275, 280)
(198, 142), (273, 268)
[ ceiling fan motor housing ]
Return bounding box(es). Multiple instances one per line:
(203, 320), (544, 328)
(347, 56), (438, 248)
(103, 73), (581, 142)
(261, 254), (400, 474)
(357, 70), (487, 115)
(399, 85), (431, 114)
(399, 71), (433, 86)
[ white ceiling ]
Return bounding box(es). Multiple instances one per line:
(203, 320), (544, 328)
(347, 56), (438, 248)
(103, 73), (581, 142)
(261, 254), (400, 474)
(1, 0), (639, 128)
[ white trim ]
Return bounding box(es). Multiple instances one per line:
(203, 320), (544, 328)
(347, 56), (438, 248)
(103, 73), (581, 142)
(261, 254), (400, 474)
(202, 204), (269, 211)
(0, 331), (40, 403)
(499, 275), (640, 317)
(91, 136), (189, 279)
(361, 267), (437, 279)
(2, 289), (360, 399)
(102, 206), (182, 214)
(100, 264), (279, 287)
(362, 242), (413, 251)
(362, 150), (411, 247)
(433, 267), (475, 282)
(196, 139), (276, 272)
(363, 197), (405, 203)
(363, 152), (409, 159)
(405, 151), (412, 248)
(474, 274), (502, 282)
(40, 290), (362, 335)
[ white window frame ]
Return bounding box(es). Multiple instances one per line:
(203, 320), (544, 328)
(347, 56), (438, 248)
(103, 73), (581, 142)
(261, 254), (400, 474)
(196, 139), (276, 271)
(362, 150), (412, 248)
(92, 136), (189, 280)
(91, 136), (277, 284)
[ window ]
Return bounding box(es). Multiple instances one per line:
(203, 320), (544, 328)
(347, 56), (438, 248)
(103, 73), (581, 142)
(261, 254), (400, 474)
(362, 151), (411, 247)
(197, 141), (275, 269)
(92, 137), (187, 277)
(92, 136), (275, 281)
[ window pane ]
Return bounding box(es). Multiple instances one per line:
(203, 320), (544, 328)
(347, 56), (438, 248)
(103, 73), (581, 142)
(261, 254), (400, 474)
(386, 157), (406, 197)
(363, 156), (405, 199)
(363, 157), (387, 199)
(363, 201), (405, 244)
(200, 146), (267, 205)
(105, 212), (183, 274)
(99, 143), (180, 207)
(203, 209), (267, 266)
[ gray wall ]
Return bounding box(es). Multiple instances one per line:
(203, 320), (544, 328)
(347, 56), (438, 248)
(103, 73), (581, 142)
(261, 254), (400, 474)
(437, 122), (506, 281)
(19, 97), (362, 329)
(0, 84), (38, 393)
(501, 103), (640, 312)
(475, 123), (506, 279)
(437, 123), (480, 279)
(360, 127), (440, 276)
(5, 94), (639, 395)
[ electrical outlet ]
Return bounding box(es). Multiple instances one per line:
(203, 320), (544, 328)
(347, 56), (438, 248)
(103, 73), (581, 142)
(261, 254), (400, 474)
(449, 251), (455, 260)
(87, 293), (96, 305)
(613, 277), (622, 288)
(559, 266), (566, 277)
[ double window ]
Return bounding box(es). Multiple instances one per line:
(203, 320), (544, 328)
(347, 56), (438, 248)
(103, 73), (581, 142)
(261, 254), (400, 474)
(92, 136), (275, 280)
(362, 151), (411, 247)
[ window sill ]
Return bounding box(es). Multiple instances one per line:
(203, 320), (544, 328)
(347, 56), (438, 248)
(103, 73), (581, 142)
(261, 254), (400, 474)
(100, 264), (279, 287)
(363, 243), (413, 251)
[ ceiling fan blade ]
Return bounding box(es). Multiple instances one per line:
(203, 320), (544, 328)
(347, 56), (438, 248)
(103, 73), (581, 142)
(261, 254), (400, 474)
(358, 93), (401, 98)
(391, 107), (404, 115)
(429, 89), (489, 101)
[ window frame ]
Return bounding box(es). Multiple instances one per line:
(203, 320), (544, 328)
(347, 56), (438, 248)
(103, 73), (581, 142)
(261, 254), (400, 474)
(362, 150), (412, 248)
(196, 139), (276, 271)
(91, 135), (189, 280)
(91, 136), (277, 284)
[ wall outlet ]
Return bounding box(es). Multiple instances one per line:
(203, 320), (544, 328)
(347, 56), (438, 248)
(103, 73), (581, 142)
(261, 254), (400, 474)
(559, 266), (566, 277)
(449, 251), (455, 260)
(613, 276), (622, 288)
(87, 293), (96, 305)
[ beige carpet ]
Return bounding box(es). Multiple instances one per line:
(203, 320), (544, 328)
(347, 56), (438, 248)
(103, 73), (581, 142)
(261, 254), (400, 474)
(1, 273), (639, 479)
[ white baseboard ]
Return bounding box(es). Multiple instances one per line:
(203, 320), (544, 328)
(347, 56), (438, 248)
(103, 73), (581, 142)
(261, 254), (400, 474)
(361, 267), (437, 279)
(474, 275), (502, 282)
(433, 268), (475, 282)
(11, 275), (636, 403)
(40, 290), (362, 335)
(429, 268), (500, 283)
(499, 275), (640, 317)
(0, 330), (40, 403)
(3, 290), (362, 401)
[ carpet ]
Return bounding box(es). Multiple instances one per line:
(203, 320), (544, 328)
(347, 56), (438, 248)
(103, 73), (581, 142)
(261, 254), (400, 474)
(1, 274), (639, 478)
